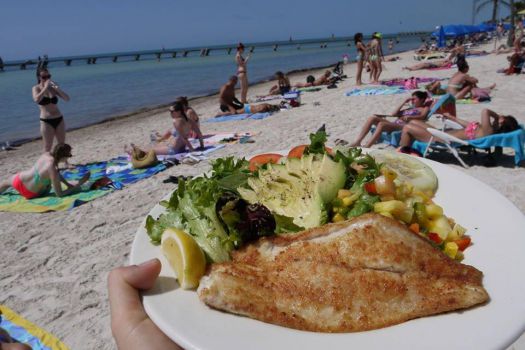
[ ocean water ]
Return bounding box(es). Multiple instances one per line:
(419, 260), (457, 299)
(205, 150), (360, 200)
(0, 36), (423, 144)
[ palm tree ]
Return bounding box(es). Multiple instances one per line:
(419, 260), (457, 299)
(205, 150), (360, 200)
(476, 0), (511, 22)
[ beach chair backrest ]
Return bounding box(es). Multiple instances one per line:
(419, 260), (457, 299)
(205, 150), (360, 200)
(427, 93), (456, 120)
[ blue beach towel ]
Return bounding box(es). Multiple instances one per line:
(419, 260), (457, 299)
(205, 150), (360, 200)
(206, 113), (271, 123)
(345, 87), (408, 97)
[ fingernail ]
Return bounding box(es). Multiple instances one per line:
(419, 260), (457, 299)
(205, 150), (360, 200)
(139, 258), (158, 267)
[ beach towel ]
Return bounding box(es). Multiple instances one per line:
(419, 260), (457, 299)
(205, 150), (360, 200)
(381, 77), (442, 87)
(344, 87), (408, 97)
(412, 128), (525, 166)
(456, 98), (491, 104)
(251, 95), (283, 103)
(0, 157), (167, 213)
(294, 87), (322, 92)
(0, 305), (69, 350)
(205, 112), (271, 123)
(428, 64), (456, 71)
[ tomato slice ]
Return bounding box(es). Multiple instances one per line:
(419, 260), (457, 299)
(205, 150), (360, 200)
(427, 232), (442, 244)
(288, 145), (333, 159)
(364, 182), (377, 194)
(248, 153), (283, 172)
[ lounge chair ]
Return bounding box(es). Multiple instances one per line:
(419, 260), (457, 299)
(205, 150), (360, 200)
(412, 125), (525, 168)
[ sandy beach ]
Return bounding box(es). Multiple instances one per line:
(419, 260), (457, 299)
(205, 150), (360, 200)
(1, 43), (524, 349)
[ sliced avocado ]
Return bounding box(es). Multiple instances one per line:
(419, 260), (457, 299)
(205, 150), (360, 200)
(238, 154), (345, 230)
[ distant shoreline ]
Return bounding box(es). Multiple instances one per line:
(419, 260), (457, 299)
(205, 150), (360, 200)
(4, 44), (417, 148)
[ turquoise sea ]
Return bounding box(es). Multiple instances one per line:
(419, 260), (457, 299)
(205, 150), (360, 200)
(0, 36), (424, 145)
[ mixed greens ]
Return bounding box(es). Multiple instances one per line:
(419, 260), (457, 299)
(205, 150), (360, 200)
(146, 130), (471, 262)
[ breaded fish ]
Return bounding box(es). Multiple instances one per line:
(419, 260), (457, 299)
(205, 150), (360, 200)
(197, 213), (489, 332)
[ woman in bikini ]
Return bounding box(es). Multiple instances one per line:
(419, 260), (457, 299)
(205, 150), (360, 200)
(236, 43), (251, 104)
(368, 33), (384, 84)
(293, 70), (332, 88)
(398, 109), (520, 148)
(126, 101), (203, 156)
(175, 96), (204, 142)
(350, 91), (431, 148)
(354, 33), (367, 85)
(269, 71), (291, 95)
(0, 143), (90, 199)
(447, 58), (496, 99)
(32, 68), (70, 152)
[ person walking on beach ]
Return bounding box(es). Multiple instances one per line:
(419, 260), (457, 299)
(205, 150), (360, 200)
(388, 39), (394, 54)
(0, 143), (90, 199)
(354, 33), (367, 85)
(32, 67), (70, 153)
(235, 43), (251, 103)
(219, 76), (244, 113)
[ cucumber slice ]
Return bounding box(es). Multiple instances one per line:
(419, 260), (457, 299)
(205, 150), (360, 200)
(369, 150), (438, 196)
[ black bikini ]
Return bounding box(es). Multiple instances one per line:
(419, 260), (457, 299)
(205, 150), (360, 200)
(38, 95), (63, 129)
(38, 96), (58, 105)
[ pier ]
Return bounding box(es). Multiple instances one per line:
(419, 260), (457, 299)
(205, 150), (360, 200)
(2, 32), (429, 71)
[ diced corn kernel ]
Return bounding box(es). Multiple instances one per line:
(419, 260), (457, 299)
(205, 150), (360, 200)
(444, 242), (459, 259)
(425, 204), (444, 219)
(342, 196), (354, 207)
(455, 251), (464, 261)
(397, 206), (415, 224)
(333, 207), (340, 213)
(374, 200), (406, 216)
(338, 189), (352, 199)
(333, 213), (345, 222)
(381, 166), (397, 181)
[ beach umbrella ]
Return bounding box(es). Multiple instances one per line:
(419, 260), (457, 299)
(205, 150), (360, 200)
(437, 26), (446, 48)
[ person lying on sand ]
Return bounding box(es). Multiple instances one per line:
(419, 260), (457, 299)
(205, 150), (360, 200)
(426, 81), (495, 101)
(350, 91), (431, 148)
(125, 101), (204, 156)
(0, 143), (90, 199)
(269, 71), (291, 95)
(215, 102), (280, 117)
(219, 75), (244, 114)
(446, 57), (496, 99)
(293, 70), (333, 88)
(403, 59), (453, 71)
(398, 109), (520, 149)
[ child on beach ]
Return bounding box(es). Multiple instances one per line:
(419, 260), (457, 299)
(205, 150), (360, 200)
(0, 143), (90, 199)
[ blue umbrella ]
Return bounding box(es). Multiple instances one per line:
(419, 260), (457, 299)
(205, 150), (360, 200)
(438, 25), (446, 48)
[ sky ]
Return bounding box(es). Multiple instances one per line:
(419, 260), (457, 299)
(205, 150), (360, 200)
(0, 0), (510, 61)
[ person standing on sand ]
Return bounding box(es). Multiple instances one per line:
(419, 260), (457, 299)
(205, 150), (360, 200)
(354, 33), (367, 85)
(514, 19), (524, 53)
(219, 76), (244, 114)
(235, 43), (251, 103)
(388, 39), (394, 53)
(368, 32), (384, 84)
(32, 67), (70, 153)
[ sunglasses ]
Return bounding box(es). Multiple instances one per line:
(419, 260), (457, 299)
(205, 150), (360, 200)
(40, 75), (51, 80)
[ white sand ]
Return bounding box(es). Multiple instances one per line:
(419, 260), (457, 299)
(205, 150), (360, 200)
(1, 43), (524, 349)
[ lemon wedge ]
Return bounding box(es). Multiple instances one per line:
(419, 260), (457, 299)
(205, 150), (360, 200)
(161, 228), (206, 289)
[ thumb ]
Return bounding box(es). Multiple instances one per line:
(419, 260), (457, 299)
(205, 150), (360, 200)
(108, 259), (161, 336)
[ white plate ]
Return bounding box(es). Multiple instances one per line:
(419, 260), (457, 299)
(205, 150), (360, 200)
(130, 150), (525, 350)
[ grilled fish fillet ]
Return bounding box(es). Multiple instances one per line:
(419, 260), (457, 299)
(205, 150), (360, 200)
(197, 213), (489, 332)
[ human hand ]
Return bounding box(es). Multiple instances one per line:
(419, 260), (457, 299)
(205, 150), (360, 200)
(108, 259), (181, 350)
(42, 80), (51, 90)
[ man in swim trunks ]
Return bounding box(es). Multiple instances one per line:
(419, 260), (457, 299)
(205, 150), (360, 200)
(219, 76), (244, 114)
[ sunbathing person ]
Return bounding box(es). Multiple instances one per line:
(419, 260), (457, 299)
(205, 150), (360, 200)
(403, 59), (453, 71)
(447, 57), (496, 99)
(219, 75), (243, 114)
(425, 80), (495, 101)
(126, 101), (203, 156)
(398, 109), (520, 148)
(0, 143), (90, 199)
(350, 91), (431, 148)
(175, 96), (204, 141)
(215, 102), (280, 117)
(269, 71), (291, 95)
(293, 70), (332, 88)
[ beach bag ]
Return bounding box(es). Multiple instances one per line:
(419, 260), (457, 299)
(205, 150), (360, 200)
(131, 148), (158, 169)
